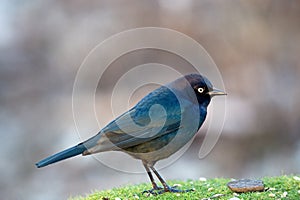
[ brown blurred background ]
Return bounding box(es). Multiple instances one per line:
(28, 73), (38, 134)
(1, 1), (300, 199)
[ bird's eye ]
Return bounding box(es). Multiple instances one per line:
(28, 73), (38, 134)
(198, 87), (205, 93)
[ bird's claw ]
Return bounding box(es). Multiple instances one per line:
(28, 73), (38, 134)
(142, 186), (194, 195)
(142, 187), (164, 195)
(165, 186), (195, 193)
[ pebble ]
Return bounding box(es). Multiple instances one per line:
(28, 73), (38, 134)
(268, 193), (275, 197)
(229, 197), (240, 200)
(233, 192), (239, 196)
(201, 194), (224, 200)
(173, 183), (182, 187)
(143, 193), (153, 197)
(199, 177), (207, 181)
(211, 194), (224, 198)
(227, 179), (264, 193)
(293, 176), (300, 181)
(281, 191), (288, 198)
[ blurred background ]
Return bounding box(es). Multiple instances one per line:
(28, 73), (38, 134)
(1, 0), (300, 199)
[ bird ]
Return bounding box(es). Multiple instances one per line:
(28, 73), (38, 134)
(36, 73), (226, 194)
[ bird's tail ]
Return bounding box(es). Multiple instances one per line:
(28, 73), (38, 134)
(35, 143), (87, 168)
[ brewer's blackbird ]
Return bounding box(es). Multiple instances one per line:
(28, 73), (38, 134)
(36, 73), (226, 194)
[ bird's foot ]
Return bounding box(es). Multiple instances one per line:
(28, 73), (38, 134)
(165, 185), (195, 193)
(142, 187), (164, 195)
(142, 185), (195, 195)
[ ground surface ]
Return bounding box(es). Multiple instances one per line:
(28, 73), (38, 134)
(70, 175), (300, 200)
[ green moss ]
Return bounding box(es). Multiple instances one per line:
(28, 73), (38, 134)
(70, 175), (300, 200)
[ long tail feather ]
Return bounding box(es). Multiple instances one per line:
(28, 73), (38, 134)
(35, 143), (87, 168)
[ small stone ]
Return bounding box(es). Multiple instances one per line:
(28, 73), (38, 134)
(201, 194), (224, 200)
(268, 187), (276, 191)
(233, 192), (239, 196)
(229, 197), (240, 200)
(115, 198), (121, 200)
(173, 183), (182, 187)
(298, 190), (300, 194)
(176, 193), (180, 197)
(293, 176), (300, 181)
(281, 191), (288, 198)
(208, 187), (214, 192)
(268, 193), (275, 197)
(143, 192), (152, 197)
(199, 177), (207, 181)
(227, 179), (264, 193)
(133, 194), (139, 199)
(211, 194), (224, 198)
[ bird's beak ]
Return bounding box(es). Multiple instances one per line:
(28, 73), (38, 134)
(208, 88), (227, 97)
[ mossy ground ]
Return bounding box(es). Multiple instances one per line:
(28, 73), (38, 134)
(71, 175), (300, 200)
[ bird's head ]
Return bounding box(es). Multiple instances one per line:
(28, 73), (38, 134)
(174, 74), (226, 107)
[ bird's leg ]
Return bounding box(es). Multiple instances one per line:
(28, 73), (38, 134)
(142, 162), (163, 195)
(149, 166), (171, 192)
(142, 162), (194, 195)
(143, 163), (161, 190)
(150, 166), (195, 193)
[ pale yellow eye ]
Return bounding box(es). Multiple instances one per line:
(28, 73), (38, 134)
(198, 87), (205, 93)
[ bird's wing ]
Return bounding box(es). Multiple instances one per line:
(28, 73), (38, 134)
(82, 88), (192, 155)
(83, 107), (182, 155)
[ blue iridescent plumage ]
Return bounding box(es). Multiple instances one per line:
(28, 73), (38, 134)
(36, 73), (226, 194)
